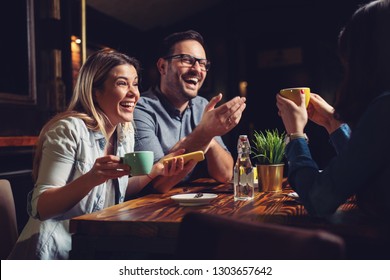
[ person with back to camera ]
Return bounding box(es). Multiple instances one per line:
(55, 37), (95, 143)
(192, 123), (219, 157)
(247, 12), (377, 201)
(8, 49), (185, 260)
(133, 30), (247, 193)
(276, 0), (390, 218)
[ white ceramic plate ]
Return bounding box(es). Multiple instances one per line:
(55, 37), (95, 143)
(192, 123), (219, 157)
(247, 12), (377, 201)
(286, 192), (301, 203)
(287, 192), (299, 198)
(170, 193), (218, 206)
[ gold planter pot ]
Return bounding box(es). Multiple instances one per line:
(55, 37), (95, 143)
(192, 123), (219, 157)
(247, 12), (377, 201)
(256, 164), (284, 192)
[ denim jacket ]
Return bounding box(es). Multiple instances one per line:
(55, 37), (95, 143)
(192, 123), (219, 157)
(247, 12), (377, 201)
(9, 117), (134, 259)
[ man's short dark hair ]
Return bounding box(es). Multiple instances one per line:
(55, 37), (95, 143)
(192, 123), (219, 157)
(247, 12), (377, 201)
(160, 30), (206, 58)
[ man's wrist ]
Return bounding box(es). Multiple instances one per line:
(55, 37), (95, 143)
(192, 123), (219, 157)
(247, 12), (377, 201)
(185, 126), (213, 150)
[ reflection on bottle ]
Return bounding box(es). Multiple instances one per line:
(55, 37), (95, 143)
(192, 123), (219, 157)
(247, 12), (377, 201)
(233, 135), (254, 201)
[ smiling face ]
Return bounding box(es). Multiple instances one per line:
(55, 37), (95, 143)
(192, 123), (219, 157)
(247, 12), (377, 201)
(95, 64), (139, 129)
(158, 39), (207, 110)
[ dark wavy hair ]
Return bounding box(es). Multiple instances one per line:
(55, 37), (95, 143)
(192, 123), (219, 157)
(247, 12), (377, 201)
(334, 0), (390, 128)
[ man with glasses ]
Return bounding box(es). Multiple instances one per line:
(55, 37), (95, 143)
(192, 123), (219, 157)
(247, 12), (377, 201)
(133, 30), (246, 193)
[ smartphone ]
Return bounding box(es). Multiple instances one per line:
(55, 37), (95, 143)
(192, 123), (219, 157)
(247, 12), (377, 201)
(163, 150), (205, 164)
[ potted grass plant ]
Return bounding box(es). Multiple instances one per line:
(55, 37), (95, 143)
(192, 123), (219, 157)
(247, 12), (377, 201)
(251, 129), (286, 192)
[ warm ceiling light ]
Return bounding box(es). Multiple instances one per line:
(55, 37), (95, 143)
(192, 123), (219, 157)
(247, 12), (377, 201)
(239, 81), (248, 97)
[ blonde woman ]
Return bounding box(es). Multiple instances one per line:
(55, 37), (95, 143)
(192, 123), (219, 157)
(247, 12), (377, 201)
(9, 49), (186, 259)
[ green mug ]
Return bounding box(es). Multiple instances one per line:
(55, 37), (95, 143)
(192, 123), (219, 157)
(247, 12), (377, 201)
(121, 151), (154, 176)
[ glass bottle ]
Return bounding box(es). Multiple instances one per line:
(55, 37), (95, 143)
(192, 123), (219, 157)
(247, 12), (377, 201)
(233, 135), (254, 201)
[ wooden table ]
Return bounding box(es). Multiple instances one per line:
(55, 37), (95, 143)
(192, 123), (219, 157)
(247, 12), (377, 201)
(69, 178), (390, 259)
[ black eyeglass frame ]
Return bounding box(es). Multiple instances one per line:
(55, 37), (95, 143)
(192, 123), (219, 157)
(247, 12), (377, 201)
(163, 54), (211, 71)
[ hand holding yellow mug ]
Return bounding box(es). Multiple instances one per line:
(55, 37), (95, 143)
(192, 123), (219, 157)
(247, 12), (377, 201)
(279, 87), (310, 108)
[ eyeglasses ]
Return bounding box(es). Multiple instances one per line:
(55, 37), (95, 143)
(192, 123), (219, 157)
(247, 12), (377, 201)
(164, 54), (211, 71)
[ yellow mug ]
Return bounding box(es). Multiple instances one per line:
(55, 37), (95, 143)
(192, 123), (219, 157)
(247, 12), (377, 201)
(279, 87), (310, 108)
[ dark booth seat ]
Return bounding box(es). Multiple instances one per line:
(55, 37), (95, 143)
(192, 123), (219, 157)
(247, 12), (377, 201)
(176, 212), (346, 260)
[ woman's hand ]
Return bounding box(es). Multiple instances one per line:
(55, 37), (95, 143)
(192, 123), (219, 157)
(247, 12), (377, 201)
(307, 93), (343, 134)
(87, 155), (130, 186)
(37, 155), (130, 220)
(148, 149), (189, 179)
(276, 91), (308, 134)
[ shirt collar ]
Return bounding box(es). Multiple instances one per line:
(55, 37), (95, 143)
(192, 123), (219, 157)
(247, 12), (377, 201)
(155, 86), (193, 117)
(92, 126), (126, 151)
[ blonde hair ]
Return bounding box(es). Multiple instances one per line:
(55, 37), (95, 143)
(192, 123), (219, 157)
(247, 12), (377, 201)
(32, 48), (141, 180)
